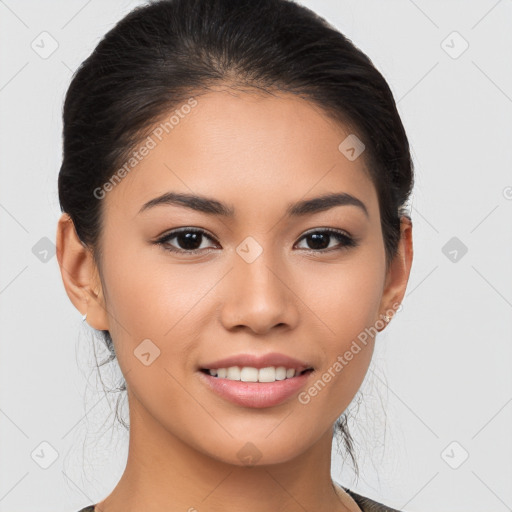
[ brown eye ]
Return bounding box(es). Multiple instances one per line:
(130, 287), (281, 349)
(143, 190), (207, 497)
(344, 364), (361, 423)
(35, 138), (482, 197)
(156, 228), (218, 254)
(295, 229), (357, 252)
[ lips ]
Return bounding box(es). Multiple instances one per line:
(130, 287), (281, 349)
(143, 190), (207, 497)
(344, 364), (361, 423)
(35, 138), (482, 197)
(198, 368), (314, 408)
(199, 352), (314, 374)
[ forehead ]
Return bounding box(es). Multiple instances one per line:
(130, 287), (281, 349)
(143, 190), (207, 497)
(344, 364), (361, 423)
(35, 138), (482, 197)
(104, 89), (378, 222)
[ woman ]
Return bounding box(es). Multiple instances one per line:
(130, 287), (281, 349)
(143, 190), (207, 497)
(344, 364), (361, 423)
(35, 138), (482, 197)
(56, 0), (414, 510)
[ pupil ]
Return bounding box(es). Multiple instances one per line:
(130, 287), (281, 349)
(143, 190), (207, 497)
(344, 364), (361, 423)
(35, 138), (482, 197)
(308, 233), (329, 250)
(179, 232), (201, 250)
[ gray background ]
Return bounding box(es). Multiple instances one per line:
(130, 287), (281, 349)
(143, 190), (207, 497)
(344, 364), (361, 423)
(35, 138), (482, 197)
(0, 1), (511, 511)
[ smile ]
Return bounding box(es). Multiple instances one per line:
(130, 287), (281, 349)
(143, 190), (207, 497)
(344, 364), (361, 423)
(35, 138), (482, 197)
(201, 366), (313, 383)
(198, 367), (315, 408)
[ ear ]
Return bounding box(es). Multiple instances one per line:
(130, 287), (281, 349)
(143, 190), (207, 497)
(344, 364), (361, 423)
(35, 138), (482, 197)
(377, 216), (413, 329)
(55, 213), (109, 330)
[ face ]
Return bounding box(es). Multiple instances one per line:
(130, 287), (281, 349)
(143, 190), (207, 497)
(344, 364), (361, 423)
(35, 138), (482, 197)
(83, 89), (394, 466)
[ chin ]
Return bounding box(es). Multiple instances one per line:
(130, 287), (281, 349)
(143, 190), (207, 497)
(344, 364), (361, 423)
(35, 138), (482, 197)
(196, 434), (312, 467)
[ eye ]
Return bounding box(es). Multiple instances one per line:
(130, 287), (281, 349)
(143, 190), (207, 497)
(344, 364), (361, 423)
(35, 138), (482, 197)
(155, 228), (219, 254)
(295, 228), (357, 252)
(155, 227), (358, 255)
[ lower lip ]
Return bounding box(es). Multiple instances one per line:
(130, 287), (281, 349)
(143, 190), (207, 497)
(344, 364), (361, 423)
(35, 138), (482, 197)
(198, 370), (313, 409)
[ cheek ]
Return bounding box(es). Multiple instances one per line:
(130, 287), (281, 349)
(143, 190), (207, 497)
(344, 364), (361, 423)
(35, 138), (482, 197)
(301, 250), (385, 343)
(101, 235), (183, 329)
(99, 244), (211, 370)
(296, 251), (384, 413)
(99, 252), (204, 415)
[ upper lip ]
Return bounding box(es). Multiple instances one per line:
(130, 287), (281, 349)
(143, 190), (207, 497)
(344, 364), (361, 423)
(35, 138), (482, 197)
(200, 352), (314, 373)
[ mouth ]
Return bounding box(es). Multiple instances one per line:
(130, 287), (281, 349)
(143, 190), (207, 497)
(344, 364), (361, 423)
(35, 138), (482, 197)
(198, 366), (315, 408)
(199, 366), (314, 383)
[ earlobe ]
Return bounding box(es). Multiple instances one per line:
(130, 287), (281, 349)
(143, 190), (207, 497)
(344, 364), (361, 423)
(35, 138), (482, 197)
(377, 216), (413, 330)
(56, 213), (109, 330)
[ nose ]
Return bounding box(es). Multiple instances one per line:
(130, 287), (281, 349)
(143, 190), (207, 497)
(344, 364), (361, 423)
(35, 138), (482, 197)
(219, 249), (300, 335)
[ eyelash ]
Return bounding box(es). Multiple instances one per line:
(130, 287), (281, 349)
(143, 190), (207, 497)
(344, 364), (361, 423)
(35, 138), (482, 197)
(154, 227), (358, 255)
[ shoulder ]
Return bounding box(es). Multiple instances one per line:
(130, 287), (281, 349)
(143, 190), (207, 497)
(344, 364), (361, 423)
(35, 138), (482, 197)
(343, 487), (403, 512)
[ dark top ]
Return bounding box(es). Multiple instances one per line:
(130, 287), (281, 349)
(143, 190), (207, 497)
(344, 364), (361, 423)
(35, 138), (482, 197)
(343, 486), (403, 511)
(76, 486), (402, 512)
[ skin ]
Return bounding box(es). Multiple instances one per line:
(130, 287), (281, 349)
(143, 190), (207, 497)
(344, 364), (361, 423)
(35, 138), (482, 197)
(56, 88), (413, 512)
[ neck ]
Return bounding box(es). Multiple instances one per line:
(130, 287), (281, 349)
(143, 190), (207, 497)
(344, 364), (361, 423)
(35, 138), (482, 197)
(94, 390), (357, 512)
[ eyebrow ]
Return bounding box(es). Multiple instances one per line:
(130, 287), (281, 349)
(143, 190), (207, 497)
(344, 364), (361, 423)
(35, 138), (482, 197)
(138, 191), (368, 218)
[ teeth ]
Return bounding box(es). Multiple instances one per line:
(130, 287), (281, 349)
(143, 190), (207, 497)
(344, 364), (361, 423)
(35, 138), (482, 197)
(207, 366), (303, 382)
(227, 366), (241, 380)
